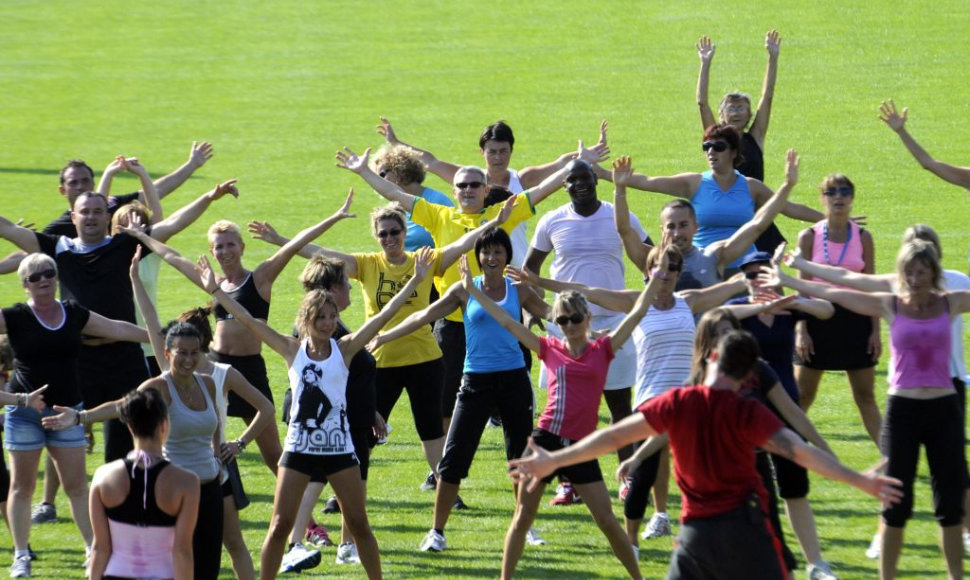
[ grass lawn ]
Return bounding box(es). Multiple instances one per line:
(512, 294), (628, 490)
(1, 1), (969, 577)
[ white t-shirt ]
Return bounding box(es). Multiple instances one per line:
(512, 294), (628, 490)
(530, 201), (648, 317)
(506, 169), (528, 268)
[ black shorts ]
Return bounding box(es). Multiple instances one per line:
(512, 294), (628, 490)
(438, 369), (534, 484)
(209, 351), (275, 419)
(280, 451), (360, 483)
(376, 359), (444, 441)
(796, 304), (875, 370)
(433, 319), (466, 419)
(532, 429), (603, 485)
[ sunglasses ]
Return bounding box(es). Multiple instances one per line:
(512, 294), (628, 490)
(822, 186), (853, 197)
(702, 141), (729, 153)
(378, 169), (390, 178)
(456, 181), (484, 190)
(555, 312), (585, 326)
(25, 269), (56, 283)
(744, 270), (762, 280)
(377, 228), (402, 239)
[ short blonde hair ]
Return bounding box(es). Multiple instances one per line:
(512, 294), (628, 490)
(111, 200), (152, 233)
(207, 220), (242, 246)
(551, 290), (589, 320)
(17, 253), (57, 286)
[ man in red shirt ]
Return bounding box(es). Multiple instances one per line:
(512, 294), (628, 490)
(509, 330), (902, 579)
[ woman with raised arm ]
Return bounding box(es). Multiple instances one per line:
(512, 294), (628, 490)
(130, 247), (273, 580)
(248, 192), (516, 495)
(879, 100), (970, 191)
(88, 388), (199, 580)
(370, 227), (551, 552)
(471, 253), (669, 580)
(789, 175), (882, 447)
(200, 247), (433, 580)
(1, 253), (148, 578)
(621, 123), (820, 271)
(510, 243), (746, 553)
(767, 240), (969, 580)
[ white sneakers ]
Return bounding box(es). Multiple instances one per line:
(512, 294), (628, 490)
(335, 542), (361, 565)
(642, 512), (672, 539)
(419, 529), (447, 552)
(279, 543), (321, 573)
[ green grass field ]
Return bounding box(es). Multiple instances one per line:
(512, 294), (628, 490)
(2, 1), (969, 577)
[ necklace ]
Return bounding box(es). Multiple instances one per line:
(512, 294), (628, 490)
(822, 222), (852, 266)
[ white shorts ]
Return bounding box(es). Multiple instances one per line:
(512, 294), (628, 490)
(539, 312), (637, 392)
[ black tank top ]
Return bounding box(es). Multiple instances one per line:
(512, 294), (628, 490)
(104, 457), (177, 527)
(213, 273), (270, 321)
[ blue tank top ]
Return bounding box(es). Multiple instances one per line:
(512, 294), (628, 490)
(691, 170), (756, 268)
(463, 276), (526, 373)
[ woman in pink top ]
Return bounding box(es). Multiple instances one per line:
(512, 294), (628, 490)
(459, 255), (662, 580)
(767, 240), (969, 580)
(793, 174), (882, 447)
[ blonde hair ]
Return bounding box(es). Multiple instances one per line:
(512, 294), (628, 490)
(370, 204), (407, 236)
(895, 240), (943, 295)
(300, 256), (346, 293)
(901, 224), (942, 258)
(551, 290), (589, 320)
(207, 220), (242, 246)
(17, 253), (57, 286)
(110, 200), (152, 233)
(294, 289), (339, 339)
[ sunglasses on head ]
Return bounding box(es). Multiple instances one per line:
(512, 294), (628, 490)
(702, 141), (729, 153)
(823, 186), (853, 197)
(25, 269), (56, 283)
(456, 181), (484, 190)
(377, 228), (402, 239)
(555, 312), (585, 326)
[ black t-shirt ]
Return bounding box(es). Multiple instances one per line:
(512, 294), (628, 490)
(35, 232), (150, 324)
(3, 300), (90, 406)
(728, 297), (805, 402)
(333, 322), (377, 429)
(738, 359), (781, 406)
(42, 192), (141, 238)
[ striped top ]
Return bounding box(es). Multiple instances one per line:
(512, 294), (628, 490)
(633, 296), (695, 405)
(536, 335), (614, 441)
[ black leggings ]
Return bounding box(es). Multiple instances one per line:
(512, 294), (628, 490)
(623, 442), (661, 521)
(194, 478), (225, 580)
(376, 359), (444, 441)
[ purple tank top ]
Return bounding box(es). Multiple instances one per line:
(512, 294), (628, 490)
(890, 296), (952, 389)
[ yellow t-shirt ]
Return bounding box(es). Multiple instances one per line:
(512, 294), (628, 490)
(353, 250), (442, 368)
(410, 194), (534, 321)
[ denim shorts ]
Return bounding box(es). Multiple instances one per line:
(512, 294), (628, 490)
(4, 404), (86, 451)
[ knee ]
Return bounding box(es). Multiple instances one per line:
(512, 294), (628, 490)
(883, 500), (913, 528)
(267, 514), (295, 541)
(9, 476), (36, 499)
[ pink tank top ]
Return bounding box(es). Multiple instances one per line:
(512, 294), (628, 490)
(889, 296), (952, 389)
(810, 220), (865, 282)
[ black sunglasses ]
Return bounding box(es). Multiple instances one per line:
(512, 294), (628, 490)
(456, 181), (484, 190)
(744, 270), (761, 280)
(555, 312), (585, 326)
(822, 186), (853, 197)
(702, 141), (729, 153)
(25, 269), (56, 283)
(377, 228), (402, 239)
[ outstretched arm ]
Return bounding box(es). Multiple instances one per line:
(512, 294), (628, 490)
(761, 427), (902, 505)
(623, 170), (700, 199)
(461, 256), (541, 353)
(153, 141), (215, 199)
(125, 158), (163, 224)
(783, 249), (894, 293)
(437, 194), (516, 271)
(617, 434), (669, 481)
(0, 217), (41, 253)
(609, 266), (664, 350)
(613, 156), (650, 272)
(748, 30), (781, 147)
(879, 100), (970, 190)
(506, 265), (640, 313)
(680, 275), (748, 313)
(336, 147), (417, 211)
(518, 123), (611, 189)
(765, 385), (833, 455)
(198, 256), (300, 364)
(150, 179), (239, 243)
(695, 35), (717, 130)
(371, 285), (465, 348)
(377, 117), (461, 184)
(81, 313), (149, 344)
(121, 226), (202, 288)
(763, 261), (891, 319)
(342, 247), (433, 360)
(253, 189), (357, 294)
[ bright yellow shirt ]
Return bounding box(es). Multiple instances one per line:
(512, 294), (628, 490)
(353, 250), (442, 368)
(410, 194), (534, 321)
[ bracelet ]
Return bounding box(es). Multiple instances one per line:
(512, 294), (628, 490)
(18, 393), (27, 407)
(233, 438), (247, 452)
(77, 410), (87, 427)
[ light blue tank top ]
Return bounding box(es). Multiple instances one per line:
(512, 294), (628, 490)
(463, 276), (526, 373)
(691, 170), (756, 268)
(162, 373), (220, 481)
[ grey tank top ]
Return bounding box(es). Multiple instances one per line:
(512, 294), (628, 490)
(162, 372), (220, 481)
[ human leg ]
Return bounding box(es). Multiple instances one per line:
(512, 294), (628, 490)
(194, 479), (224, 580)
(289, 481), (325, 545)
(329, 466), (381, 580)
(6, 449), (41, 552)
(222, 495), (255, 580)
(260, 466), (312, 580)
(575, 480), (642, 579)
(502, 480), (546, 580)
(846, 367), (881, 446)
(46, 445), (92, 547)
(794, 366), (824, 412)
(603, 388), (634, 462)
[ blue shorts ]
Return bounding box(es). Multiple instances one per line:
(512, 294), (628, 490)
(4, 404), (86, 451)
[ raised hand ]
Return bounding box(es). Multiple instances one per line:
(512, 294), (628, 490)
(458, 254), (474, 290)
(189, 141), (214, 169)
(196, 255), (219, 294)
(579, 138), (610, 164)
(121, 210), (148, 235)
(247, 220), (285, 245)
(878, 99), (908, 133)
(212, 179), (239, 200)
(696, 35), (715, 63)
(612, 155), (633, 187)
(783, 149), (799, 185)
(333, 188), (357, 221)
(765, 29), (781, 57)
(124, 157), (149, 178)
(335, 147), (371, 174)
(14, 219), (35, 232)
(376, 117), (401, 145)
(782, 246), (803, 268)
(130, 245), (143, 282)
(597, 120), (608, 150)
(494, 193), (516, 226)
(505, 265), (535, 287)
(412, 246), (434, 282)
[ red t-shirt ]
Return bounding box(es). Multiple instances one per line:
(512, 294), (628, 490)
(639, 385), (784, 521)
(537, 335), (614, 441)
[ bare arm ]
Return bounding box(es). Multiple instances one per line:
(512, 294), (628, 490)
(377, 117), (461, 184)
(121, 227), (203, 288)
(623, 171), (700, 198)
(761, 427), (902, 504)
(520, 165), (570, 207)
(171, 476), (200, 580)
(150, 179), (238, 243)
(617, 434), (669, 481)
(131, 248), (168, 370)
(218, 367), (273, 462)
(437, 195), (516, 272)
(880, 101), (970, 190)
(680, 275), (748, 313)
(88, 477), (112, 580)
(609, 270), (663, 350)
(153, 141), (214, 199)
(246, 220), (356, 272)
(125, 159), (163, 224)
(0, 217), (41, 253)
(372, 285), (465, 347)
(766, 262), (891, 319)
(518, 126), (610, 190)
(506, 265), (640, 313)
(81, 313), (149, 344)
(0, 250), (27, 275)
(612, 156), (649, 272)
(461, 256), (541, 353)
(783, 250), (894, 293)
(765, 384), (832, 454)
(695, 36), (717, 130)
(748, 30), (781, 147)
(336, 147), (417, 211)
